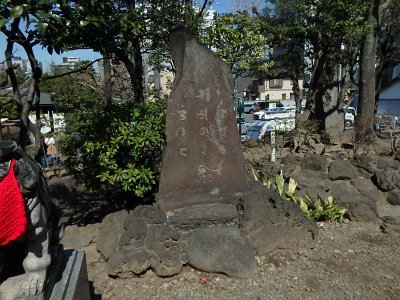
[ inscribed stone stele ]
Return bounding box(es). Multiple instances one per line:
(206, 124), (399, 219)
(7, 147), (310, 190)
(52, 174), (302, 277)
(158, 26), (249, 212)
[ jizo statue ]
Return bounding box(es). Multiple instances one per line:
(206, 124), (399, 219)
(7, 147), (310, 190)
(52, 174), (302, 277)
(0, 141), (63, 299)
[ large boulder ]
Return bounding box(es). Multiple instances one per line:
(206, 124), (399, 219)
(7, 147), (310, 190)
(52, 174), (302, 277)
(107, 247), (152, 277)
(387, 190), (400, 206)
(280, 154), (303, 175)
(376, 157), (400, 170)
(291, 168), (331, 199)
(380, 217), (400, 234)
(238, 181), (318, 255)
(329, 159), (360, 180)
(373, 167), (400, 192)
(301, 153), (329, 172)
(187, 227), (257, 278)
(350, 177), (385, 203)
(102, 206), (184, 278)
(147, 224), (183, 277)
(351, 156), (376, 174)
(330, 181), (378, 223)
(97, 210), (128, 260)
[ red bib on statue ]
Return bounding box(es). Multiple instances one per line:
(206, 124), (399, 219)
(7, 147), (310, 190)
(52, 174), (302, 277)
(0, 159), (27, 246)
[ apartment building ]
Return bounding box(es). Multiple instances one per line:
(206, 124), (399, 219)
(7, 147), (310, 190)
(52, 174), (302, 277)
(253, 77), (304, 106)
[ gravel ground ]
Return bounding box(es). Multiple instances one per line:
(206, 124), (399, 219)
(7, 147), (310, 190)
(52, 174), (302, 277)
(84, 221), (400, 300)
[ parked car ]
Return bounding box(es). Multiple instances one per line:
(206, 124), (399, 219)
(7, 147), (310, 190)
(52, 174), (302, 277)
(253, 109), (268, 120)
(254, 106), (296, 120)
(246, 120), (277, 141)
(253, 101), (268, 112)
(345, 106), (357, 127)
(243, 102), (255, 114)
(246, 118), (295, 141)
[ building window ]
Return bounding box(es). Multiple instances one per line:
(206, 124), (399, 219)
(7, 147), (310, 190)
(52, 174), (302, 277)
(290, 93), (295, 99)
(282, 93), (287, 99)
(269, 79), (283, 88)
(265, 94), (269, 101)
(258, 78), (264, 85)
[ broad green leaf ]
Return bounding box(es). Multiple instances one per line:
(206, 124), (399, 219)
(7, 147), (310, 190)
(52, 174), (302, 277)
(37, 22), (48, 36)
(0, 18), (7, 27)
(80, 20), (89, 26)
(10, 5), (24, 18)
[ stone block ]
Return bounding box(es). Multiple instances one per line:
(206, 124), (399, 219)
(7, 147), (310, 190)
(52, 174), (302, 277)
(50, 249), (90, 300)
(168, 203), (239, 230)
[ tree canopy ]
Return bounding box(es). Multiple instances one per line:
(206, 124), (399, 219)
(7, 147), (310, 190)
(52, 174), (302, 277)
(201, 12), (272, 78)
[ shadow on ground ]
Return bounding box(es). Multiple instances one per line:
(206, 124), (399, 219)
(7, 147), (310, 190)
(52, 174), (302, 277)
(46, 174), (118, 227)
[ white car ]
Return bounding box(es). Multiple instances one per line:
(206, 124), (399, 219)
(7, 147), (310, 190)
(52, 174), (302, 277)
(243, 102), (255, 114)
(253, 110), (266, 120)
(345, 106), (357, 127)
(246, 120), (277, 140)
(254, 106), (296, 120)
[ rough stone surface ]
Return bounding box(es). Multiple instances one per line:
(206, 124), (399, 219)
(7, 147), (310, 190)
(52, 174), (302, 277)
(301, 153), (329, 172)
(330, 181), (378, 222)
(350, 177), (385, 203)
(168, 203), (239, 230)
(329, 159), (360, 180)
(119, 218), (149, 248)
(387, 190), (400, 206)
(126, 205), (167, 226)
(351, 155), (376, 174)
(187, 227), (257, 278)
(61, 224), (98, 249)
(376, 196), (400, 219)
(380, 216), (400, 234)
(376, 157), (400, 170)
(147, 224), (183, 277)
(373, 167), (400, 191)
(107, 247), (152, 277)
(158, 26), (249, 212)
(280, 154), (303, 174)
(96, 210), (128, 260)
(102, 207), (183, 278)
(291, 168), (331, 199)
(238, 181), (318, 255)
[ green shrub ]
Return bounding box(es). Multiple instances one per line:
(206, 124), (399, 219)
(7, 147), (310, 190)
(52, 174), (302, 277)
(253, 169), (347, 222)
(58, 99), (167, 206)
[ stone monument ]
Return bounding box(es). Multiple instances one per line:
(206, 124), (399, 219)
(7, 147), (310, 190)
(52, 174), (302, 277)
(158, 25), (249, 212)
(95, 26), (318, 280)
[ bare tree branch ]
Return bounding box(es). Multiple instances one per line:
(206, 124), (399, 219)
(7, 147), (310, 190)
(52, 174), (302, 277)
(198, 0), (214, 17)
(42, 57), (108, 81)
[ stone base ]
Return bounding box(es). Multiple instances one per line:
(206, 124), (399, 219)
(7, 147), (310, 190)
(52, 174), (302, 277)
(0, 248), (90, 300)
(0, 246), (64, 300)
(50, 249), (90, 300)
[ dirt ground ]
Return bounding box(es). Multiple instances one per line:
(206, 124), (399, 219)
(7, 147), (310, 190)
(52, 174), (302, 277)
(82, 221), (400, 300)
(52, 130), (400, 299)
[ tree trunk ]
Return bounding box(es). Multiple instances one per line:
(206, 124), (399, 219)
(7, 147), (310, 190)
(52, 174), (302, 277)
(291, 68), (302, 123)
(103, 56), (112, 108)
(356, 0), (381, 144)
(22, 45), (42, 151)
(116, 39), (144, 103)
(304, 50), (328, 130)
(132, 38), (144, 103)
